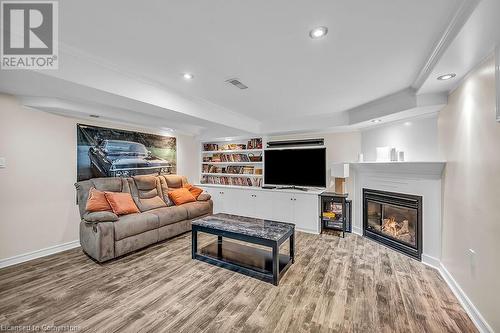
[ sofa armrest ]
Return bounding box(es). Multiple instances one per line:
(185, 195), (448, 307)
(83, 211), (119, 223)
(80, 221), (115, 262)
(197, 192), (211, 201)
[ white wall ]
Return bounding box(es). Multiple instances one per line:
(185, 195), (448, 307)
(361, 116), (440, 161)
(0, 93), (198, 262)
(438, 55), (499, 332)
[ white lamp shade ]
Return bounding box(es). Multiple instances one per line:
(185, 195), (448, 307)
(331, 163), (349, 178)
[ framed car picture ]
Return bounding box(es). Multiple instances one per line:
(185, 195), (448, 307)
(77, 124), (176, 181)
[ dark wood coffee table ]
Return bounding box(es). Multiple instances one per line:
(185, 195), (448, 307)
(192, 213), (295, 285)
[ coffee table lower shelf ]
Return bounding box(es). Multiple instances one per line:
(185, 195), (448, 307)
(194, 240), (292, 285)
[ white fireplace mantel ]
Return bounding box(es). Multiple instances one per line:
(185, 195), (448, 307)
(350, 161), (446, 267)
(351, 161), (446, 178)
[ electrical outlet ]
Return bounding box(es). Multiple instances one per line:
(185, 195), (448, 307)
(0, 157), (5, 168)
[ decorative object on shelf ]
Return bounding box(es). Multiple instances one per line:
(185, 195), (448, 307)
(320, 192), (351, 237)
(248, 153), (262, 162)
(376, 147), (391, 162)
(331, 163), (349, 194)
(357, 153), (364, 162)
(390, 148), (398, 162)
(398, 151), (405, 161)
(255, 168), (263, 175)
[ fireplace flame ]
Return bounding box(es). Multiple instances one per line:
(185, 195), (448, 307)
(382, 217), (413, 244)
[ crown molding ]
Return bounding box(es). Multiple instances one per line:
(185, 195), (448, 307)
(412, 0), (482, 91)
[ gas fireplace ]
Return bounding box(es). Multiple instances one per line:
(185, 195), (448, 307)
(363, 188), (422, 260)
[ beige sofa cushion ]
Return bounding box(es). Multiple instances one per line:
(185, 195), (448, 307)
(182, 201), (212, 219)
(148, 206), (188, 227)
(83, 211), (119, 223)
(197, 192), (211, 201)
(92, 177), (128, 192)
(129, 175), (167, 212)
(114, 212), (159, 241)
(162, 175), (188, 189)
(158, 176), (174, 206)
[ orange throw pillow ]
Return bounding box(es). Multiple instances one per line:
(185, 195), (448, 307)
(168, 188), (196, 205)
(104, 192), (140, 215)
(86, 187), (112, 212)
(184, 184), (203, 199)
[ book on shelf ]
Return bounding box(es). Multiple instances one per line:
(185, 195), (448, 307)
(220, 143), (246, 151)
(247, 138), (263, 149)
(203, 143), (219, 151)
(201, 175), (262, 187)
(202, 165), (225, 173)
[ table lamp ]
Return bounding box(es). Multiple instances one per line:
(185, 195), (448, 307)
(331, 163), (349, 194)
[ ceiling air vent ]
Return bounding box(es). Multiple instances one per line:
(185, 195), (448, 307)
(225, 78), (248, 89)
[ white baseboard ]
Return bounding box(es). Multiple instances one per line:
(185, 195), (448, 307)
(296, 227), (320, 235)
(0, 240), (80, 269)
(421, 253), (440, 269)
(352, 225), (363, 236)
(438, 263), (494, 333)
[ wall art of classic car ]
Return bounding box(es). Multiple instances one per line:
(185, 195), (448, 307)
(77, 124), (176, 181)
(89, 139), (172, 178)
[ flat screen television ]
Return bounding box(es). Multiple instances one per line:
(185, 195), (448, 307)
(264, 148), (326, 187)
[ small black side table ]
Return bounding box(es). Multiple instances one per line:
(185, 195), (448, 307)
(320, 192), (352, 237)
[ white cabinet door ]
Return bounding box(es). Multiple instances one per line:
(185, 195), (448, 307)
(271, 192), (295, 223)
(253, 191), (275, 220)
(293, 193), (320, 233)
(222, 188), (242, 215)
(234, 189), (257, 218)
(208, 188), (225, 213)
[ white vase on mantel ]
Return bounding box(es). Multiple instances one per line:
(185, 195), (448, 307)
(398, 151), (405, 161)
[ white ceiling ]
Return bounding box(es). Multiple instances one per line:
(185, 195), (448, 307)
(1, 0), (497, 137)
(59, 0), (458, 118)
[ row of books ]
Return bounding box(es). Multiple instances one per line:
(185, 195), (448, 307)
(206, 153), (251, 162)
(201, 176), (262, 187)
(203, 143), (248, 151)
(202, 165), (259, 174)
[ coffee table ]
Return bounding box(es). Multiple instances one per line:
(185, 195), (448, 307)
(192, 213), (295, 285)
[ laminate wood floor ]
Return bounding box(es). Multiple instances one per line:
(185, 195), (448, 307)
(0, 232), (477, 333)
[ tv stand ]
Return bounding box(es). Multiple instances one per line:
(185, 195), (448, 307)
(276, 186), (308, 191)
(198, 184), (322, 234)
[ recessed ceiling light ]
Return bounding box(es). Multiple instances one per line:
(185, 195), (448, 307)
(309, 26), (328, 39)
(183, 73), (194, 80)
(371, 119), (382, 123)
(437, 73), (456, 81)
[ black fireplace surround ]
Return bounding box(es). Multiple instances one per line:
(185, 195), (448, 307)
(363, 188), (422, 260)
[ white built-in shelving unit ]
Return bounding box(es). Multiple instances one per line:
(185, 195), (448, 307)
(200, 137), (264, 187)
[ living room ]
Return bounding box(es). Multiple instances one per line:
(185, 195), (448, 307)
(0, 1), (499, 332)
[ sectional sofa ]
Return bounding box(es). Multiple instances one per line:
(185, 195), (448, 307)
(75, 175), (213, 262)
